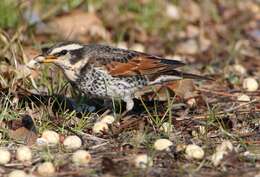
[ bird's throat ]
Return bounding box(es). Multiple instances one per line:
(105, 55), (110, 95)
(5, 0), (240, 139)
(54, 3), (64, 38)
(63, 69), (78, 82)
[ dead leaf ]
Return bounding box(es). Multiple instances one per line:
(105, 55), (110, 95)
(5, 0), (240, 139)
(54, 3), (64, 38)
(42, 10), (110, 42)
(8, 115), (37, 146)
(0, 121), (7, 129)
(166, 79), (196, 99)
(9, 127), (37, 146)
(135, 79), (197, 101)
(181, 0), (201, 22)
(166, 3), (180, 20)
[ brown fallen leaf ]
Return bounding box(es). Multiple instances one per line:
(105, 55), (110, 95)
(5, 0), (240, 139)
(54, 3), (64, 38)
(181, 0), (201, 22)
(166, 79), (197, 99)
(135, 79), (197, 101)
(134, 84), (171, 101)
(8, 115), (37, 146)
(0, 121), (7, 129)
(42, 10), (110, 42)
(9, 127), (37, 146)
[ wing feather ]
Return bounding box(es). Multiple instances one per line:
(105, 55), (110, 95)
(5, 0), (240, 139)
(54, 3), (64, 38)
(86, 44), (185, 77)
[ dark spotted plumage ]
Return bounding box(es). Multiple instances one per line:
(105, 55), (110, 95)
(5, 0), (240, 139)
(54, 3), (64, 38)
(38, 42), (210, 111)
(76, 66), (148, 99)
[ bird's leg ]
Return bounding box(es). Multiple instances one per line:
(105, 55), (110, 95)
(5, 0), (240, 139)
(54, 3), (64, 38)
(120, 96), (135, 117)
(103, 99), (113, 114)
(125, 97), (134, 112)
(103, 99), (113, 109)
(103, 98), (125, 115)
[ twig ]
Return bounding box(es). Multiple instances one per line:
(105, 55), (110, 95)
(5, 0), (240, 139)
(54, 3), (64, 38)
(197, 88), (235, 97)
(89, 142), (109, 150)
(190, 100), (260, 120)
(224, 99), (259, 112)
(81, 133), (108, 143)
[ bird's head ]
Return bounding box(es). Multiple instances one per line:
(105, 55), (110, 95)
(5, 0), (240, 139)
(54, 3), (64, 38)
(41, 42), (86, 66)
(39, 42), (88, 81)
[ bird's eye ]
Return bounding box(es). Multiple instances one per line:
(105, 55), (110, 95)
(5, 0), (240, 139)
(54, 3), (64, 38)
(41, 47), (50, 54)
(60, 50), (68, 55)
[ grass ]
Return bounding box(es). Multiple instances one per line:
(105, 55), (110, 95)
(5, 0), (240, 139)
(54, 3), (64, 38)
(0, 0), (19, 29)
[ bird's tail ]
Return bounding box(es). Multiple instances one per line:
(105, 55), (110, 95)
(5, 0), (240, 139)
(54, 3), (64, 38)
(148, 70), (212, 85)
(171, 70), (213, 80)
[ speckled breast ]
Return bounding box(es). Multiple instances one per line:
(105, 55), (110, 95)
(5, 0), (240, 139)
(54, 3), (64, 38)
(76, 67), (148, 99)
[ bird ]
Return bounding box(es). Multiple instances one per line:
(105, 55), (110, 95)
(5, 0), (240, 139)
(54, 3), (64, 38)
(36, 42), (210, 112)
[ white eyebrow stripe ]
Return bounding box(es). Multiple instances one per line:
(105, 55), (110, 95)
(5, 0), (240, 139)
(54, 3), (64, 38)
(50, 44), (84, 55)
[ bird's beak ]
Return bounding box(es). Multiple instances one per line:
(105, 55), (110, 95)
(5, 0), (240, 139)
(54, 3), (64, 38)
(42, 55), (57, 63)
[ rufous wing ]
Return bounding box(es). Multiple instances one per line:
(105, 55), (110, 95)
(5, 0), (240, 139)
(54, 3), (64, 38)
(106, 55), (182, 76)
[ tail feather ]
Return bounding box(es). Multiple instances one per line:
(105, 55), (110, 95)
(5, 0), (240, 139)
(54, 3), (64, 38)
(170, 70), (213, 80)
(146, 55), (186, 68)
(149, 70), (212, 85)
(159, 59), (186, 68)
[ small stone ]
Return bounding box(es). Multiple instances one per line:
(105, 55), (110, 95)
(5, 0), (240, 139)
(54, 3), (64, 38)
(16, 146), (32, 162)
(92, 122), (109, 134)
(8, 170), (27, 177)
(187, 98), (196, 107)
(63, 135), (82, 150)
(37, 162), (55, 176)
(41, 130), (60, 145)
(243, 77), (258, 92)
(0, 149), (11, 164)
(237, 94), (250, 102)
(211, 140), (233, 166)
(176, 39), (199, 54)
(185, 144), (204, 160)
(72, 150), (91, 165)
(216, 140), (233, 152)
(134, 154), (153, 169)
(211, 150), (225, 166)
(243, 151), (251, 156)
(130, 43), (145, 52)
(100, 115), (115, 124)
(154, 139), (173, 151)
(25, 174), (37, 177)
(233, 64), (246, 75)
(166, 4), (180, 20)
(116, 42), (128, 50)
